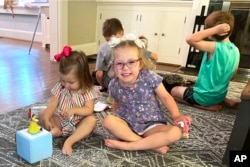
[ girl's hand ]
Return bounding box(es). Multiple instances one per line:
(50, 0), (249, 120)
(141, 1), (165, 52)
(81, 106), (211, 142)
(44, 119), (53, 131)
(174, 115), (192, 127)
(62, 109), (73, 119)
(174, 115), (192, 139)
(215, 23), (230, 36)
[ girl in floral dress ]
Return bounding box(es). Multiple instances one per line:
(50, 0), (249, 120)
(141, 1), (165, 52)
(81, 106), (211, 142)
(103, 34), (191, 154)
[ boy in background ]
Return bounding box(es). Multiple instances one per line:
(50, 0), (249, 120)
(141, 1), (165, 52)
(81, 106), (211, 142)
(93, 18), (124, 92)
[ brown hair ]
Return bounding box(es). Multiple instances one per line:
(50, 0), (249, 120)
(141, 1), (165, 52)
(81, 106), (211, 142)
(59, 51), (93, 91)
(205, 11), (235, 41)
(111, 40), (155, 70)
(138, 35), (148, 49)
(102, 18), (124, 38)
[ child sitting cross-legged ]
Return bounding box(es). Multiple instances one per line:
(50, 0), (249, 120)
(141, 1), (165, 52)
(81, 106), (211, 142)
(102, 34), (192, 154)
(39, 46), (98, 155)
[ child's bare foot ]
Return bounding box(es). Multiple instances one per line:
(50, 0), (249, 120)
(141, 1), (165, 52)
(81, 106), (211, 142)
(207, 104), (223, 111)
(153, 145), (169, 154)
(105, 139), (120, 148)
(225, 100), (240, 109)
(105, 139), (169, 154)
(62, 139), (73, 155)
(195, 104), (223, 112)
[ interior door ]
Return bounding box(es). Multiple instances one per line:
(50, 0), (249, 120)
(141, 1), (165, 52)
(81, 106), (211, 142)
(158, 10), (186, 64)
(137, 10), (163, 54)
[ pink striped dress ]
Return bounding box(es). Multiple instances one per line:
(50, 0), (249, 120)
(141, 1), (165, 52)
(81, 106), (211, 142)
(51, 82), (98, 136)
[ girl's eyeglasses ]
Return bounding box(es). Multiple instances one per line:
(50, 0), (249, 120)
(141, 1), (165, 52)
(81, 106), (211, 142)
(113, 59), (141, 69)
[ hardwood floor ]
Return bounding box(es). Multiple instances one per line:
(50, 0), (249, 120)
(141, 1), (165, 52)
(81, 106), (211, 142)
(0, 38), (58, 114)
(0, 38), (180, 114)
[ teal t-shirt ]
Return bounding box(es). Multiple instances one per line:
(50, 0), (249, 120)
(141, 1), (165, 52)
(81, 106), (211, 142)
(194, 42), (240, 106)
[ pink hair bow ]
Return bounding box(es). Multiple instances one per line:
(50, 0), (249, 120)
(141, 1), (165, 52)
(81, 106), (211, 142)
(54, 45), (72, 62)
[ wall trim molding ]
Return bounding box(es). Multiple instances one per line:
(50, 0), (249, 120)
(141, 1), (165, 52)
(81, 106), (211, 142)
(0, 28), (42, 42)
(0, 5), (39, 15)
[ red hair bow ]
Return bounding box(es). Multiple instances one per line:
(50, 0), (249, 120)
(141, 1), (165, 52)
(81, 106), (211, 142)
(54, 45), (72, 62)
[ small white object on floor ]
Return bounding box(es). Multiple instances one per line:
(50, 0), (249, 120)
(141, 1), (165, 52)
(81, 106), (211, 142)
(94, 101), (110, 112)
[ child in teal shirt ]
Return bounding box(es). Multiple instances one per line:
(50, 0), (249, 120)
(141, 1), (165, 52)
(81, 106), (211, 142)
(171, 11), (240, 111)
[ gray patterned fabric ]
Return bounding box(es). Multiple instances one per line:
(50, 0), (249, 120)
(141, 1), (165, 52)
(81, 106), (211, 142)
(0, 74), (246, 167)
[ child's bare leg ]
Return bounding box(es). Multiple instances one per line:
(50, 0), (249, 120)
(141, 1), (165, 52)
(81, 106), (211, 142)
(194, 104), (223, 111)
(103, 115), (142, 142)
(105, 125), (181, 154)
(50, 126), (62, 137)
(39, 111), (62, 137)
(62, 115), (97, 155)
(103, 115), (173, 154)
(49, 114), (62, 137)
(105, 139), (169, 154)
(171, 86), (189, 104)
(171, 86), (224, 112)
(38, 109), (49, 128)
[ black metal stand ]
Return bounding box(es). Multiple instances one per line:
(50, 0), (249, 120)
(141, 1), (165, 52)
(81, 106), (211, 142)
(28, 8), (41, 55)
(185, 5), (207, 70)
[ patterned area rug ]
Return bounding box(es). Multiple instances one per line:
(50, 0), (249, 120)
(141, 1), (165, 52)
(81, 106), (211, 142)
(176, 67), (250, 83)
(0, 73), (246, 167)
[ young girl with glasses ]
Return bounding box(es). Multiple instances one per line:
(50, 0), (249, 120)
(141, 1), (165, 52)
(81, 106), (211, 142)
(39, 46), (98, 155)
(103, 34), (192, 154)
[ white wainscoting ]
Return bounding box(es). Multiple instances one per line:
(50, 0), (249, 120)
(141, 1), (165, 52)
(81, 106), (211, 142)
(0, 4), (42, 42)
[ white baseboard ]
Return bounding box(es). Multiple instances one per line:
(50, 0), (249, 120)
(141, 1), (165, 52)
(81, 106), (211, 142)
(0, 28), (42, 42)
(72, 43), (97, 56)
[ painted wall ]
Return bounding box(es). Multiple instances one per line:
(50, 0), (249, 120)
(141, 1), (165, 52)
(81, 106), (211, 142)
(68, 1), (97, 46)
(55, 0), (98, 57)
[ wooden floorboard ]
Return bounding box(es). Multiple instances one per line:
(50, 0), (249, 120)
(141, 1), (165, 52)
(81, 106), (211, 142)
(0, 38), (179, 114)
(0, 38), (59, 114)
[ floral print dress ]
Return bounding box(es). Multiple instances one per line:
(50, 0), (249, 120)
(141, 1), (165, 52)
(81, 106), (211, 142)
(109, 69), (166, 134)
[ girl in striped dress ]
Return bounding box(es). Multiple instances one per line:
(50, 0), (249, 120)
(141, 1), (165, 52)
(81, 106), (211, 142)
(39, 46), (98, 155)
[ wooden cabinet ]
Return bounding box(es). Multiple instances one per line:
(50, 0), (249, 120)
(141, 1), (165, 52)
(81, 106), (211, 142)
(96, 2), (192, 65)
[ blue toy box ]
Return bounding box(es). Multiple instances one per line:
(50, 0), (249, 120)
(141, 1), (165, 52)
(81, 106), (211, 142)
(16, 128), (52, 164)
